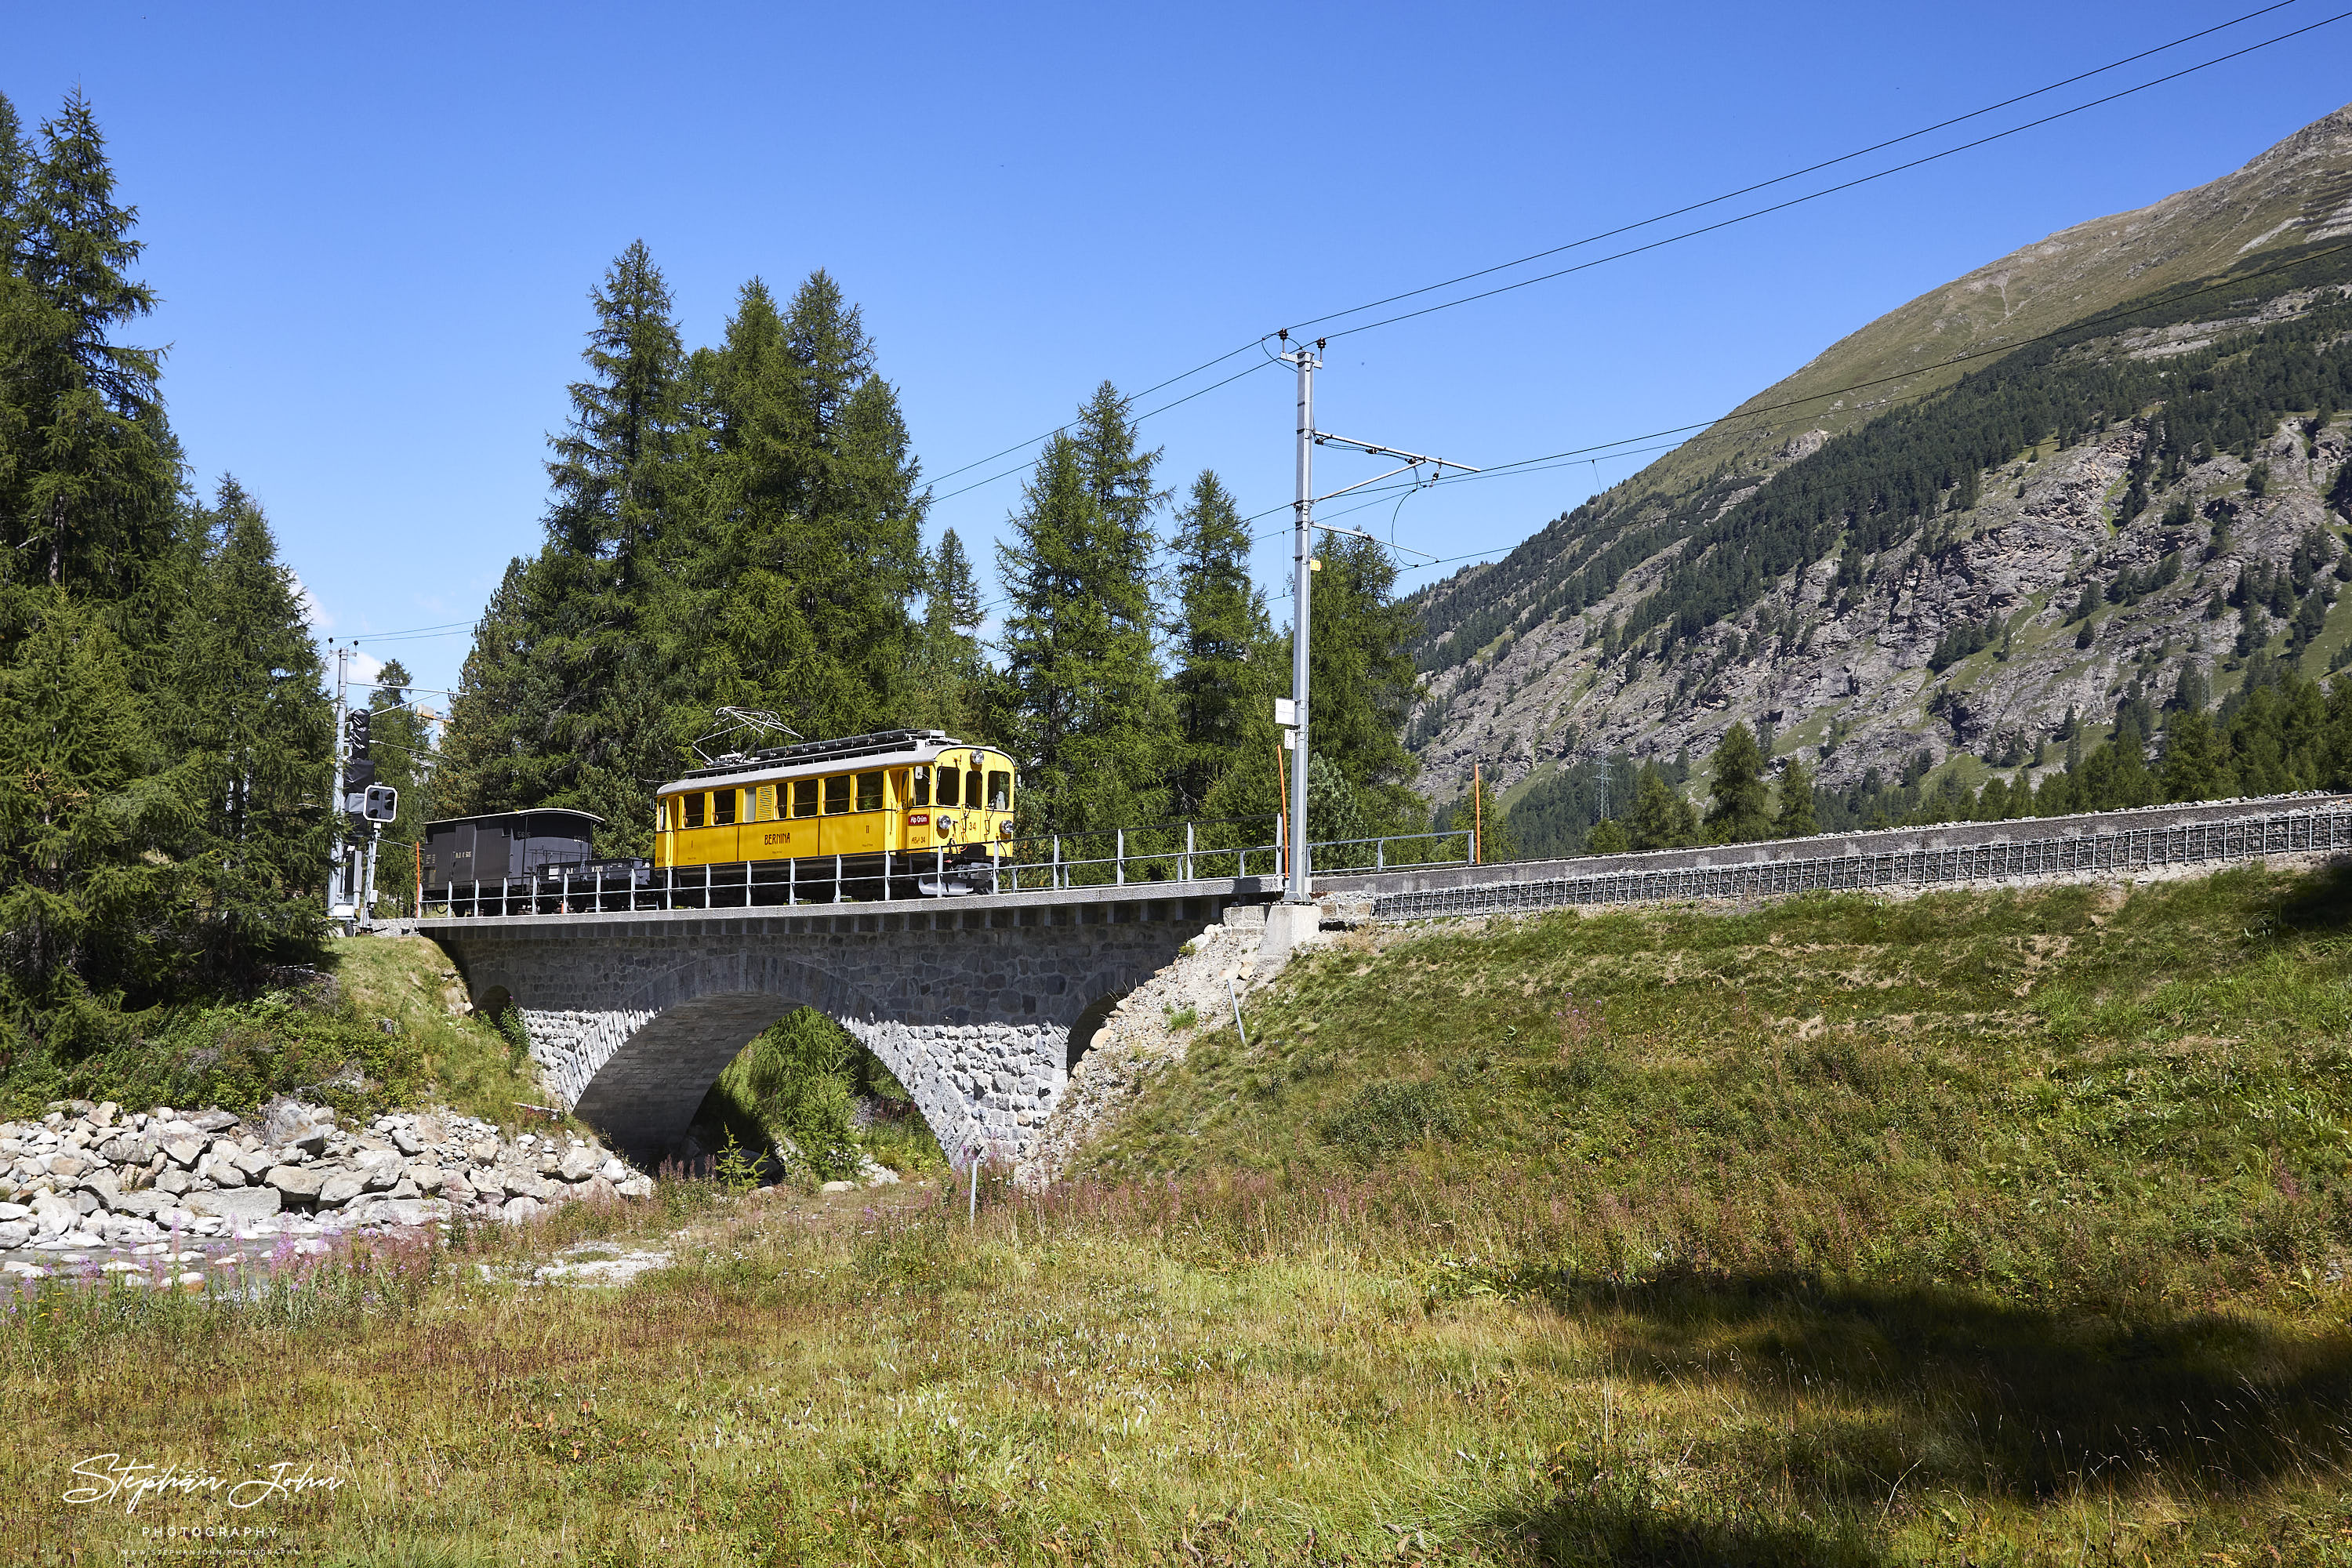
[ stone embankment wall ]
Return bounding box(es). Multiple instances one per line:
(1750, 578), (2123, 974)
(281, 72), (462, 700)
(1028, 902), (1354, 1180)
(0, 1095), (653, 1256)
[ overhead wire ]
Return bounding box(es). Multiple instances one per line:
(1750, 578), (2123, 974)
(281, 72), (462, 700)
(918, 2), (2334, 505)
(1279, 0), (2309, 338)
(1318, 7), (2352, 343)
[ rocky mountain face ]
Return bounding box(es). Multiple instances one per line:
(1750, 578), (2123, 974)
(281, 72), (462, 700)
(1406, 105), (2352, 828)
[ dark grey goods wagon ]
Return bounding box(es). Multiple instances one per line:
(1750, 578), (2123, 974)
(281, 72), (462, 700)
(421, 810), (601, 891)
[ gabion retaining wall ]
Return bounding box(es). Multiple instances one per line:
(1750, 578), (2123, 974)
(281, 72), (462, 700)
(1373, 805), (2352, 921)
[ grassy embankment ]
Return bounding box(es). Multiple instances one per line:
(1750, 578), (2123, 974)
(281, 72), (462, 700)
(7, 864), (2352, 1565)
(0, 935), (546, 1130)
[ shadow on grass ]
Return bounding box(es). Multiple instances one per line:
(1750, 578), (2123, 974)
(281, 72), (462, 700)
(2274, 857), (2352, 935)
(1515, 1267), (2352, 1508)
(1489, 1478), (1887, 1567)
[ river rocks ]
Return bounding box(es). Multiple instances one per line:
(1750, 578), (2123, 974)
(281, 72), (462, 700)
(266, 1166), (325, 1201)
(318, 1172), (366, 1207)
(188, 1189), (280, 1222)
(0, 1100), (655, 1252)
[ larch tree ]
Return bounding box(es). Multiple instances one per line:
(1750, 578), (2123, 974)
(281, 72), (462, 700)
(159, 478), (333, 983)
(0, 89), (177, 620)
(684, 270), (926, 744)
(1305, 532), (1422, 830)
(912, 525), (988, 736)
(1773, 754), (1818, 838)
(1167, 470), (1275, 814)
(996, 383), (1176, 842)
(1629, 765), (1698, 850)
(1704, 722), (1772, 843)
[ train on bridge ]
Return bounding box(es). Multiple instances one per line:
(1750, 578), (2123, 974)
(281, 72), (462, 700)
(422, 730), (1016, 913)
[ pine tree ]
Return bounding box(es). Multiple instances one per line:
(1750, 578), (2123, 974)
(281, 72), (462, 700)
(996, 385), (1176, 844)
(1629, 765), (1698, 850)
(1704, 722), (1771, 842)
(1773, 755), (1817, 837)
(1168, 470), (1276, 814)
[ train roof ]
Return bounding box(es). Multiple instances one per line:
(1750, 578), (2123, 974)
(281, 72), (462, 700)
(657, 730), (1007, 797)
(422, 808), (604, 833)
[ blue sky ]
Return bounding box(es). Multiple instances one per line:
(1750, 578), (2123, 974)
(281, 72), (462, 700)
(6, 1), (2349, 708)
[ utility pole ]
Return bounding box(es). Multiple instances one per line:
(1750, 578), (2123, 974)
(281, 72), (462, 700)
(1273, 332), (1478, 906)
(1280, 336), (1319, 906)
(329, 643), (349, 919)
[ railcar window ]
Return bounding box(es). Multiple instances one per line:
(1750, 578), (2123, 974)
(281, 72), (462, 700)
(715, 789), (737, 826)
(988, 771), (1011, 811)
(937, 767), (960, 808)
(684, 793), (705, 829)
(912, 767), (931, 807)
(793, 779), (818, 818)
(823, 775), (851, 815)
(856, 771), (884, 811)
(966, 768), (983, 807)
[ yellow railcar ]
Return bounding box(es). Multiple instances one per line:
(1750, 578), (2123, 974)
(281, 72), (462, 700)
(653, 728), (1014, 898)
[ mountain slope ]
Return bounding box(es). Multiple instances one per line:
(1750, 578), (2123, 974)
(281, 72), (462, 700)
(1406, 104), (2352, 838)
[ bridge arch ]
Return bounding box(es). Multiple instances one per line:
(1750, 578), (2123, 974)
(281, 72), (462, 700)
(497, 952), (1063, 1165)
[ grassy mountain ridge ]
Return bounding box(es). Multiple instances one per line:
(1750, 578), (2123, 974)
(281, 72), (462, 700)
(1403, 104), (2352, 833)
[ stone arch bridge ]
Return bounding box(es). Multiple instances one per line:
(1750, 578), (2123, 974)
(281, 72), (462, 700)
(423, 883), (1273, 1163)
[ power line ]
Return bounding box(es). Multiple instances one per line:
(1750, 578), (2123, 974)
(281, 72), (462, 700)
(1320, 8), (2352, 343)
(1279, 0), (2308, 338)
(926, 358), (1279, 506)
(324, 619), (474, 640)
(920, 3), (2331, 505)
(924, 342), (1264, 485)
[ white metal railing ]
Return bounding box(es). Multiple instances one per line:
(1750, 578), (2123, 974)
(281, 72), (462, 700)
(421, 824), (1478, 918)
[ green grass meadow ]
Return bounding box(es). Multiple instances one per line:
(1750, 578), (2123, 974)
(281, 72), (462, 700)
(8, 863), (2352, 1564)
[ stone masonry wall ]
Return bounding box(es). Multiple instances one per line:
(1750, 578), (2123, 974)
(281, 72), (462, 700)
(430, 893), (1240, 1162)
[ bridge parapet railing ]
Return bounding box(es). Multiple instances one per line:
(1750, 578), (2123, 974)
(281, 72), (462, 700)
(416, 823), (1475, 917)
